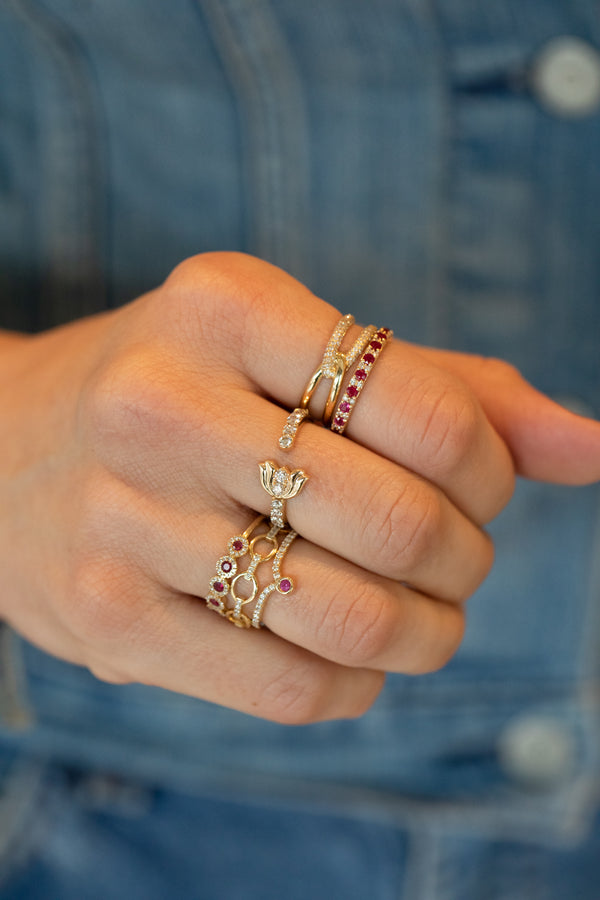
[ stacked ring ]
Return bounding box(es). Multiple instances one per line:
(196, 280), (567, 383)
(331, 328), (393, 434)
(300, 315), (377, 426)
(206, 516), (297, 628)
(205, 312), (392, 631)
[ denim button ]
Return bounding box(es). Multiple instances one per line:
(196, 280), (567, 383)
(498, 715), (577, 787)
(531, 37), (600, 117)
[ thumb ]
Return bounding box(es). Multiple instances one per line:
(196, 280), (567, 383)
(417, 348), (600, 486)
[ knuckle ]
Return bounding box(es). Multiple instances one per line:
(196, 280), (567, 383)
(88, 661), (133, 686)
(413, 382), (481, 477)
(163, 251), (261, 342)
(165, 251), (250, 292)
(408, 606), (466, 675)
(258, 660), (335, 725)
(369, 478), (443, 574)
(344, 672), (386, 718)
(165, 252), (304, 373)
(326, 585), (396, 667)
(474, 355), (522, 386)
(477, 533), (495, 588)
(163, 253), (209, 288)
(66, 560), (142, 650)
(80, 350), (197, 463)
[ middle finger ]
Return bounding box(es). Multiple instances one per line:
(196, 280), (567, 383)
(204, 391), (494, 605)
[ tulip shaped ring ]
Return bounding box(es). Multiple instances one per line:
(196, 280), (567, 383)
(259, 460), (310, 529)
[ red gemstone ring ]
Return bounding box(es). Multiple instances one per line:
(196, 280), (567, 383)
(205, 516), (298, 629)
(299, 315), (377, 426)
(330, 328), (393, 435)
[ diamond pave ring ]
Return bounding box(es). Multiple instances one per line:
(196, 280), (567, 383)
(259, 461), (309, 529)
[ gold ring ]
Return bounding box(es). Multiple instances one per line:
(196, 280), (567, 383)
(206, 516), (297, 628)
(259, 461), (309, 529)
(331, 328), (393, 434)
(300, 315), (376, 425)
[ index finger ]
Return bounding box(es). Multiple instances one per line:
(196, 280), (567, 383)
(186, 253), (515, 525)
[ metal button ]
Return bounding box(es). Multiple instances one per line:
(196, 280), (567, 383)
(498, 715), (577, 788)
(531, 37), (600, 117)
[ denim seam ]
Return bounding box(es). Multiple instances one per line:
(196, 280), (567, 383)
(0, 759), (46, 889)
(403, 828), (441, 900)
(3, 0), (108, 327)
(0, 626), (33, 730)
(197, 0), (311, 278)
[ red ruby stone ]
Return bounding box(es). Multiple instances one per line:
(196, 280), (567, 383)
(377, 330), (388, 339)
(363, 353), (375, 364)
(221, 561), (232, 573)
(209, 598), (220, 607)
(340, 401), (351, 413)
(279, 579), (292, 593)
(347, 385), (359, 398)
(355, 369), (367, 381)
(334, 416), (345, 427)
(369, 340), (382, 350)
(213, 581), (225, 593)
(232, 540), (244, 552)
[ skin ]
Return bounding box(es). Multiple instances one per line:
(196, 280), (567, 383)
(1, 251), (599, 724)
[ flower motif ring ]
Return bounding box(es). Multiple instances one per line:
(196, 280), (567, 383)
(259, 461), (310, 528)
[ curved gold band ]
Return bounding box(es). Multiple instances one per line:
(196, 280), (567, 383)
(299, 316), (376, 425)
(206, 516), (297, 629)
(330, 327), (393, 435)
(299, 354), (347, 427)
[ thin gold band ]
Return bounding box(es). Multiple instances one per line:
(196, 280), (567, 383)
(299, 316), (376, 426)
(330, 328), (393, 435)
(206, 516), (297, 628)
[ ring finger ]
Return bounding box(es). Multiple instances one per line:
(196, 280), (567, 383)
(107, 497), (469, 676)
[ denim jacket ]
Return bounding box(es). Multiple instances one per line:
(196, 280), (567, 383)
(0, 2), (599, 897)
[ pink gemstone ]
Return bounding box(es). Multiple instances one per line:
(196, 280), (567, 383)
(221, 561), (232, 573)
(340, 401), (351, 413)
(369, 340), (382, 350)
(232, 540), (244, 552)
(334, 416), (345, 427)
(355, 369), (367, 381)
(279, 579), (292, 593)
(347, 385), (359, 398)
(363, 353), (375, 364)
(209, 598), (220, 607)
(213, 581), (225, 593)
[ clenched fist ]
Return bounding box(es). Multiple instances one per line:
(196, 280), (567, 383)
(1, 253), (598, 723)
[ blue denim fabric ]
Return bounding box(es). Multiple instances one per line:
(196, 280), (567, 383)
(0, 1), (600, 897)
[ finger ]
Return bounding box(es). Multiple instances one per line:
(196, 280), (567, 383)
(413, 348), (600, 485)
(86, 476), (477, 676)
(196, 393), (494, 603)
(94, 391), (494, 605)
(176, 253), (515, 523)
(65, 556), (384, 724)
(153, 516), (466, 675)
(232, 395), (494, 602)
(260, 538), (466, 675)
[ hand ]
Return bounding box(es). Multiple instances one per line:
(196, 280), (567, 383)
(0, 252), (598, 724)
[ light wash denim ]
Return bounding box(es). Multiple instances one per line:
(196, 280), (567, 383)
(0, 1), (599, 897)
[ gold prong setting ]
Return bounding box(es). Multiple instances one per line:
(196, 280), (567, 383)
(206, 517), (297, 628)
